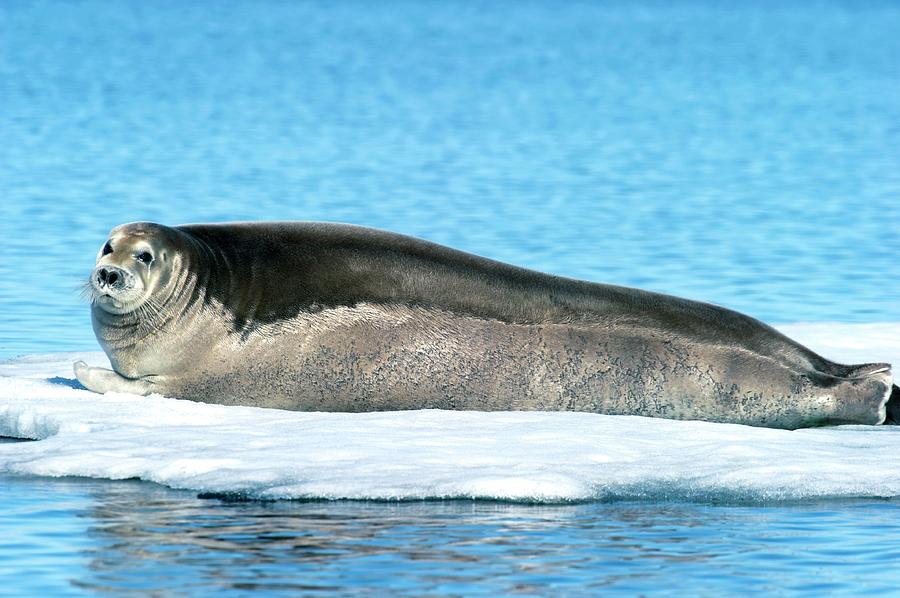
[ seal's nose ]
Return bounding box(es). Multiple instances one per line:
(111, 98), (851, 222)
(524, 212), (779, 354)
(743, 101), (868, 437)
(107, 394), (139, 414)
(95, 266), (127, 290)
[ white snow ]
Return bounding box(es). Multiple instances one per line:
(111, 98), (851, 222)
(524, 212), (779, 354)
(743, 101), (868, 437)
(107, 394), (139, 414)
(1, 323), (898, 503)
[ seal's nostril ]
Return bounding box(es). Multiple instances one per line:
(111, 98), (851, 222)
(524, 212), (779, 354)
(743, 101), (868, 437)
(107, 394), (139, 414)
(108, 271), (119, 286)
(98, 268), (108, 283)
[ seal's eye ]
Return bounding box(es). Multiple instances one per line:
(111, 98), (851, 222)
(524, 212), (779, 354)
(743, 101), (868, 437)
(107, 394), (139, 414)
(137, 252), (153, 264)
(102, 242), (113, 256)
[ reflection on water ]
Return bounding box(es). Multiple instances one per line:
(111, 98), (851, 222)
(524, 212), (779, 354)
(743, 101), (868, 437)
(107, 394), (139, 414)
(2, 472), (898, 595)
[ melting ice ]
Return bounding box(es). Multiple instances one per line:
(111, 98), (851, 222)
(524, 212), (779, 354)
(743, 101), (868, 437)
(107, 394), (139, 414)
(1, 323), (898, 503)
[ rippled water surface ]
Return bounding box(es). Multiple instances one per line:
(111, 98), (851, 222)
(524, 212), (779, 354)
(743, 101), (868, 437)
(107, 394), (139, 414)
(2, 0), (899, 359)
(2, 0), (899, 594)
(3, 466), (900, 596)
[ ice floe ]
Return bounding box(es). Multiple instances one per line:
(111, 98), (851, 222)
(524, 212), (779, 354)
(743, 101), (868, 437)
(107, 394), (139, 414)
(0, 323), (898, 502)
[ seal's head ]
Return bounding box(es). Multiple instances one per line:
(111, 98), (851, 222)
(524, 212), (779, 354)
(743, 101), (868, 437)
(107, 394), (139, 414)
(87, 222), (175, 315)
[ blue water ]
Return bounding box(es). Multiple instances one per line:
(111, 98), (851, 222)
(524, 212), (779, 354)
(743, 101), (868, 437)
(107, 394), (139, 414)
(2, 0), (899, 359)
(1, 0), (899, 594)
(4, 465), (900, 596)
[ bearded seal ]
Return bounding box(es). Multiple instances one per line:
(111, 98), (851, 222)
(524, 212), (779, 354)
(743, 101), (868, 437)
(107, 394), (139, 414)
(74, 221), (896, 429)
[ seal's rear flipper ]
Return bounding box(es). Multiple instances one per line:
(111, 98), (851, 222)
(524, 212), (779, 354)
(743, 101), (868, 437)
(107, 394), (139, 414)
(885, 384), (900, 425)
(838, 362), (891, 379)
(824, 363), (893, 425)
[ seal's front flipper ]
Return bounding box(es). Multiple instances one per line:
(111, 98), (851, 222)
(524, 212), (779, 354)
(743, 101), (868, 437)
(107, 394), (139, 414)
(73, 361), (154, 396)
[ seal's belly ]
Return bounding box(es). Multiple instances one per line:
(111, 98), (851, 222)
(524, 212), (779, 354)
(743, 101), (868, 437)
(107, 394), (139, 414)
(162, 307), (881, 429)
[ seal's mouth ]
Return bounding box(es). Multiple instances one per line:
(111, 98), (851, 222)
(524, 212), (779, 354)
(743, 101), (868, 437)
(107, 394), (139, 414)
(89, 290), (146, 315)
(97, 293), (127, 310)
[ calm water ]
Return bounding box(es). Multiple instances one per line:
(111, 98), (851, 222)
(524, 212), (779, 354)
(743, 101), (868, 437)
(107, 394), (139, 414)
(3, 459), (900, 596)
(2, 0), (899, 359)
(1, 0), (899, 594)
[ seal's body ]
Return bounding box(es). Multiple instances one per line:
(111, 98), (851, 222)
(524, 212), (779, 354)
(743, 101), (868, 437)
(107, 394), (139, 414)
(75, 221), (895, 429)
